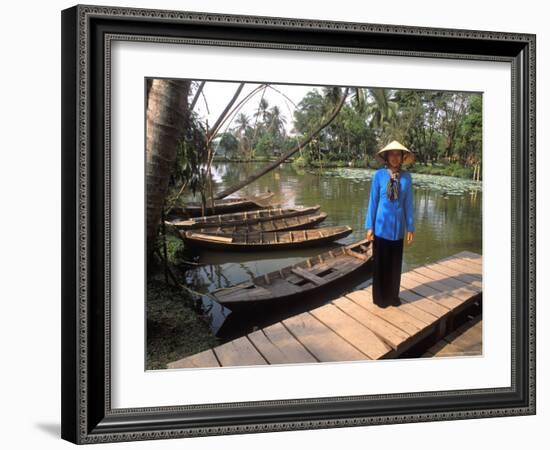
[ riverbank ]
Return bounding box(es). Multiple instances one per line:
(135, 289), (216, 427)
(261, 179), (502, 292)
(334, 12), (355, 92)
(147, 234), (219, 370)
(213, 157), (479, 180)
(146, 279), (220, 370)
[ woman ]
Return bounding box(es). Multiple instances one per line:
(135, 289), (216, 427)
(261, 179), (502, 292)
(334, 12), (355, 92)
(364, 140), (415, 308)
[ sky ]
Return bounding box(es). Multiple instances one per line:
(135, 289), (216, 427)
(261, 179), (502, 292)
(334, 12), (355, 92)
(192, 81), (322, 137)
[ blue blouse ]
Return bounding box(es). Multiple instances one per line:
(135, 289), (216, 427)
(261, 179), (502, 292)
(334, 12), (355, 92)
(364, 168), (415, 241)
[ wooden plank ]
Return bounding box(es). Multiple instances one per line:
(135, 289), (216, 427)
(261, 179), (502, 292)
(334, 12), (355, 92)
(412, 266), (481, 294)
(283, 312), (368, 362)
(262, 322), (318, 363)
(217, 284), (273, 303)
(332, 297), (409, 351)
(448, 327), (482, 354)
(400, 274), (462, 310)
(167, 349), (220, 369)
(213, 337), (268, 366)
(309, 304), (392, 359)
(443, 256), (482, 275)
(404, 271), (474, 304)
(356, 285), (442, 325)
(169, 253), (485, 369)
(269, 278), (302, 296)
(425, 261), (482, 288)
(189, 233), (233, 243)
(248, 329), (302, 364)
(443, 317), (482, 351)
(345, 289), (427, 336)
(291, 267), (327, 286)
(453, 251), (482, 265)
(440, 256), (482, 276)
(398, 288), (451, 319)
(426, 317), (482, 357)
(429, 340), (471, 357)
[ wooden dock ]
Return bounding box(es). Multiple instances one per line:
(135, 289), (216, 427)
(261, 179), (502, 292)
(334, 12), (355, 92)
(422, 314), (482, 357)
(167, 251), (482, 369)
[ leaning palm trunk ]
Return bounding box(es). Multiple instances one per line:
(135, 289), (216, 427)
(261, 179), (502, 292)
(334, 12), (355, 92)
(214, 87), (349, 200)
(146, 79), (190, 260)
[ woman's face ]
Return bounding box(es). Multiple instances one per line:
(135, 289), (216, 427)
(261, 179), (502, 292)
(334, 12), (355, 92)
(386, 150), (403, 168)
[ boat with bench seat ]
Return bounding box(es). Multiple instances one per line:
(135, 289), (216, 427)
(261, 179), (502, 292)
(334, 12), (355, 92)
(181, 225), (353, 251)
(210, 239), (372, 311)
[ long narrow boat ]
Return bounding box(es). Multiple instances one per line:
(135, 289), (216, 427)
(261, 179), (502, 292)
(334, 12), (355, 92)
(210, 239), (372, 311)
(172, 192), (275, 217)
(182, 226), (353, 252)
(166, 205), (320, 230)
(190, 213), (328, 235)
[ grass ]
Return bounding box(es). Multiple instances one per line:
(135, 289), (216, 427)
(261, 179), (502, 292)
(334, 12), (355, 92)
(409, 162), (476, 179)
(146, 278), (220, 370)
(291, 157), (372, 169)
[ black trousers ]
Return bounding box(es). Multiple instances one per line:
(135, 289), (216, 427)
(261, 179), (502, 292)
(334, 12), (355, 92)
(372, 234), (404, 306)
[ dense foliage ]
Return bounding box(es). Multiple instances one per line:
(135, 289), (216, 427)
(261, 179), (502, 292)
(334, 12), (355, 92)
(215, 86), (482, 172)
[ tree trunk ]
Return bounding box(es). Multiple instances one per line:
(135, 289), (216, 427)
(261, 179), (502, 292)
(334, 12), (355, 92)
(214, 87), (349, 199)
(146, 79), (190, 260)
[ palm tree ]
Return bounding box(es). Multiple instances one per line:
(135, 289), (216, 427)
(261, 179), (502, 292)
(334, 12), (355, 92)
(234, 112), (251, 158)
(367, 88), (399, 138)
(266, 105), (287, 138)
(254, 97), (270, 123)
(146, 79), (191, 260)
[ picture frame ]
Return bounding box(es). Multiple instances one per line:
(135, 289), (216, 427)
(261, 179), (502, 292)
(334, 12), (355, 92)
(61, 4), (536, 444)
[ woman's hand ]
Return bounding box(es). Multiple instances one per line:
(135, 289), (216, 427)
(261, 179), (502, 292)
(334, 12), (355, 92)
(406, 231), (414, 245)
(365, 229), (374, 242)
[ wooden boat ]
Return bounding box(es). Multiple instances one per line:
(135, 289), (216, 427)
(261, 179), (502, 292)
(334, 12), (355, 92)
(172, 192), (275, 217)
(210, 239), (372, 310)
(166, 205), (320, 230)
(190, 213), (328, 235)
(181, 226), (353, 252)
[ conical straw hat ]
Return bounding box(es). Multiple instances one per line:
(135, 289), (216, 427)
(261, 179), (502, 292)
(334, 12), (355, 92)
(375, 140), (415, 165)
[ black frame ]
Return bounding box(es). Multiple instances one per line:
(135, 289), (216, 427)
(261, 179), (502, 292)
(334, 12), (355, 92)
(61, 4), (536, 444)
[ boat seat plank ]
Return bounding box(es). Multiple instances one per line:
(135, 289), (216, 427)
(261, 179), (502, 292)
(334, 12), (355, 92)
(290, 267), (328, 286)
(269, 278), (303, 296)
(216, 285), (273, 302)
(188, 233), (234, 243)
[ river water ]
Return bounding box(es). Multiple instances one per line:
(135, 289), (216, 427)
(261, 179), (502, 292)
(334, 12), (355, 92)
(182, 162), (482, 337)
